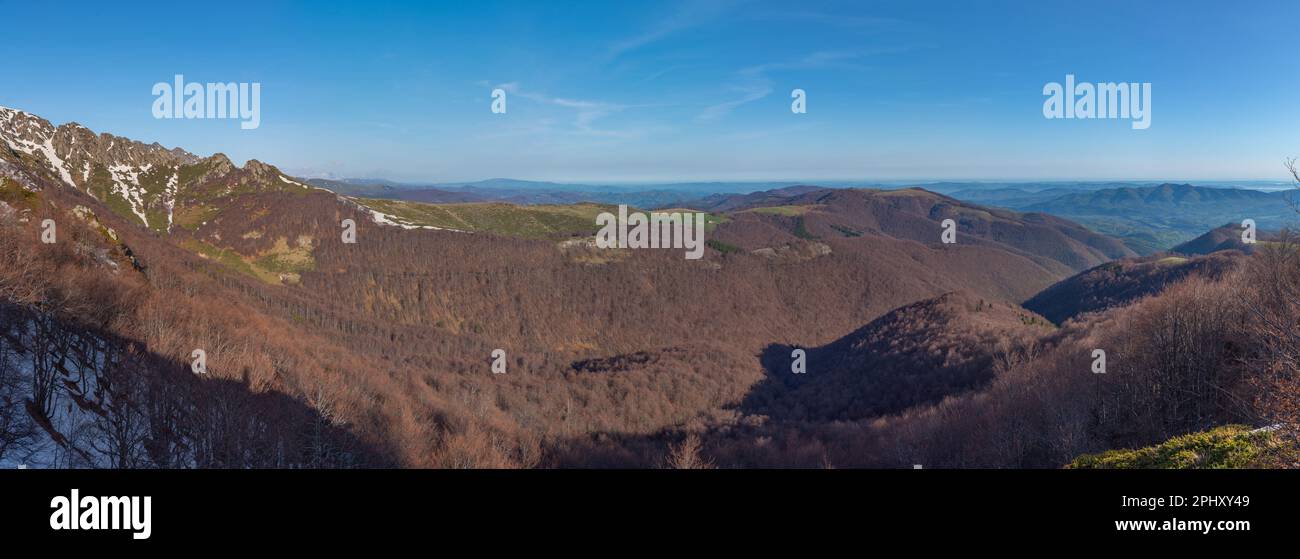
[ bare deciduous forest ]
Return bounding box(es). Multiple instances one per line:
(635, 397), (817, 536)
(2, 113), (1299, 469)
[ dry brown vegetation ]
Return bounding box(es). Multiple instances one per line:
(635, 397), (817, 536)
(1024, 251), (1245, 324)
(3, 170), (1299, 469)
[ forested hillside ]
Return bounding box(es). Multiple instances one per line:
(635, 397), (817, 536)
(3, 106), (1298, 469)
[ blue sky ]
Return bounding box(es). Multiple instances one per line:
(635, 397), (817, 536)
(2, 0), (1297, 183)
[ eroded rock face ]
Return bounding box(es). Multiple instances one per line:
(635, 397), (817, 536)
(1, 106), (196, 191)
(752, 241), (832, 261)
(1, 106), (302, 232)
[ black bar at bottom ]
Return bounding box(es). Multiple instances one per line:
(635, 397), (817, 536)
(0, 469), (1284, 547)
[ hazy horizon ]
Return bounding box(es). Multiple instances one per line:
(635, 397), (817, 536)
(297, 173), (1300, 193)
(4, 0), (1298, 183)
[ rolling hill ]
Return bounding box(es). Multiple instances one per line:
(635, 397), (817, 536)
(744, 290), (1053, 422)
(1023, 251), (1245, 324)
(4, 104), (1283, 471)
(1169, 222), (1282, 255)
(950, 182), (1300, 254)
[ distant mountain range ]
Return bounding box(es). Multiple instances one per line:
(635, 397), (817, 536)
(305, 177), (807, 209)
(305, 177), (1300, 255)
(950, 183), (1300, 254)
(0, 104), (1280, 470)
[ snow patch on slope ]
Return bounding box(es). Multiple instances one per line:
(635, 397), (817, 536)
(108, 163), (153, 227)
(164, 169), (179, 232)
(342, 197), (464, 232)
(279, 174), (310, 189)
(0, 111), (76, 187)
(368, 208), (450, 230)
(36, 137), (75, 186)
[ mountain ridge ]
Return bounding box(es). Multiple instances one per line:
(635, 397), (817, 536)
(0, 105), (316, 232)
(950, 181), (1300, 254)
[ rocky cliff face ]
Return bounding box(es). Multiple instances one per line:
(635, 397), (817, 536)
(0, 106), (303, 232)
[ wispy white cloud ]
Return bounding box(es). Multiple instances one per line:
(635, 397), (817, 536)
(605, 0), (743, 61)
(699, 50), (894, 121)
(490, 82), (649, 139)
(698, 82), (773, 121)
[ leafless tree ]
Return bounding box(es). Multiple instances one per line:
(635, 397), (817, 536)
(664, 433), (713, 469)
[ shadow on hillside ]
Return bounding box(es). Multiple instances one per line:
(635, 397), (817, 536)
(738, 342), (824, 419)
(0, 303), (389, 468)
(740, 329), (1001, 425)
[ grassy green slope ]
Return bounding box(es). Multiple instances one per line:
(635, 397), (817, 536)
(1067, 425), (1276, 469)
(356, 199), (727, 239)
